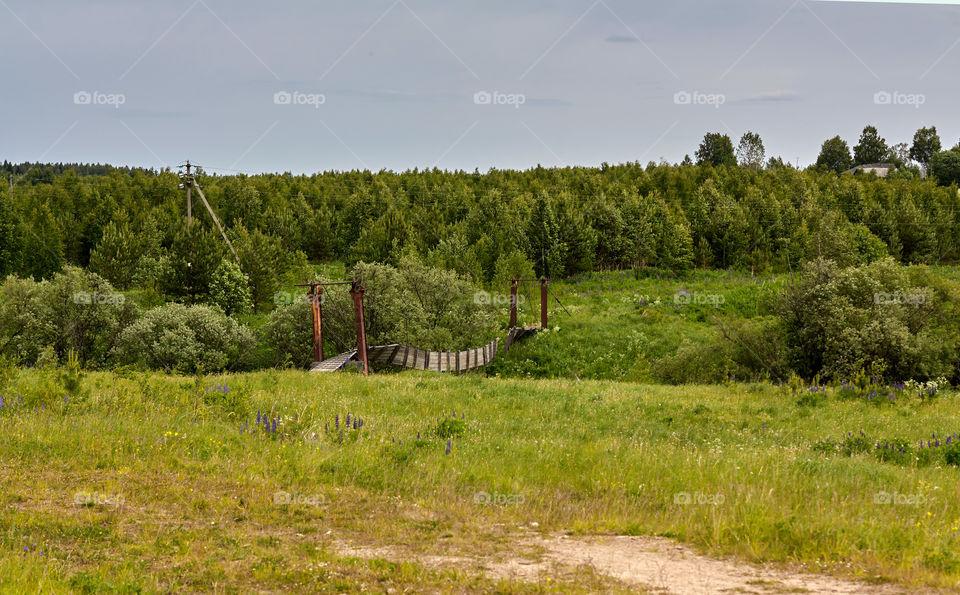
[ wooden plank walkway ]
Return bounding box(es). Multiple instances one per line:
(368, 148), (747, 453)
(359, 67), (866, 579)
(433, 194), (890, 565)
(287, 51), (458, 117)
(310, 338), (501, 374)
(309, 350), (357, 373)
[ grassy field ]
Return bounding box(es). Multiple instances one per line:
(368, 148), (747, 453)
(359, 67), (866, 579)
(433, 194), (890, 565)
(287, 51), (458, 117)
(3, 366), (960, 592)
(489, 267), (783, 382)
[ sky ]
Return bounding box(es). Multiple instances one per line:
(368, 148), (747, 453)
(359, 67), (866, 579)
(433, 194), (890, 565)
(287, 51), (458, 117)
(1, 0), (959, 174)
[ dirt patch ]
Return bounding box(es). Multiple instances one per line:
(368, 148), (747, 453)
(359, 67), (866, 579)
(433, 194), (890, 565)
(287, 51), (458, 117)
(334, 533), (920, 594)
(520, 535), (913, 594)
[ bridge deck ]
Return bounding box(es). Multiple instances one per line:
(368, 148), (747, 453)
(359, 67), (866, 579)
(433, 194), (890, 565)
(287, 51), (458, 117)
(310, 329), (540, 374)
(310, 350), (357, 373)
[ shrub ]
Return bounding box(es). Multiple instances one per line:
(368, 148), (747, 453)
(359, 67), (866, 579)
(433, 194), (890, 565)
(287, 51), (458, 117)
(779, 257), (960, 381)
(260, 301), (313, 368)
(115, 303), (254, 373)
(653, 317), (788, 384)
(0, 267), (138, 367)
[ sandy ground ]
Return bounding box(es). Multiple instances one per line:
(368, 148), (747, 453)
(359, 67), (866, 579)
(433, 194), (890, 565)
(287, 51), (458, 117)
(335, 533), (920, 594)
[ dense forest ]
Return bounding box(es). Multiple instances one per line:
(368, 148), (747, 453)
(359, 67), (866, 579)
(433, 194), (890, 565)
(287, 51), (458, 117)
(2, 158), (960, 304)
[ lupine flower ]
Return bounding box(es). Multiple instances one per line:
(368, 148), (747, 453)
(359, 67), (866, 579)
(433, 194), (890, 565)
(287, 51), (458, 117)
(271, 419), (277, 433)
(346, 413), (351, 426)
(257, 411), (261, 425)
(445, 439), (451, 455)
(335, 415), (339, 430)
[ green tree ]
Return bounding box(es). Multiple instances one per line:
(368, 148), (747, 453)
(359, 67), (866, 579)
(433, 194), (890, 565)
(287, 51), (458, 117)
(162, 227), (226, 303)
(736, 131), (765, 170)
(910, 126), (941, 171)
(853, 125), (889, 165)
(232, 227), (282, 312)
(0, 195), (22, 278)
(695, 133), (736, 167)
(930, 149), (960, 187)
(88, 212), (140, 289)
(19, 202), (64, 280)
(208, 259), (254, 317)
(816, 136), (853, 173)
(526, 196), (566, 279)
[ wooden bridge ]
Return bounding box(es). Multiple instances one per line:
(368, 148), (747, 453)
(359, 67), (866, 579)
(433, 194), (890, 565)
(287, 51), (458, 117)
(304, 277), (548, 375)
(311, 339), (502, 374)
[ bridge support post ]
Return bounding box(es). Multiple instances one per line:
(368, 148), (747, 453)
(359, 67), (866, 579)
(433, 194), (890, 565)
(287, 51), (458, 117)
(540, 277), (548, 330)
(509, 278), (518, 329)
(308, 283), (324, 362)
(350, 279), (369, 376)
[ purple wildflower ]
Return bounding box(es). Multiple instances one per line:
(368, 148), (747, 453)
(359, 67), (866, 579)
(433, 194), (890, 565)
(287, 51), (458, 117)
(445, 439), (451, 455)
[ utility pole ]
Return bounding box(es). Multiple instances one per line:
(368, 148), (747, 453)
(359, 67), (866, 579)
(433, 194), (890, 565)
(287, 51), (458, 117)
(179, 160), (240, 264)
(184, 161), (192, 231)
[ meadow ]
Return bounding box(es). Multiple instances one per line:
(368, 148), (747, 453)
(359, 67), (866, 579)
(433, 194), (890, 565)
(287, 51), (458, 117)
(3, 363), (960, 592)
(6, 263), (960, 592)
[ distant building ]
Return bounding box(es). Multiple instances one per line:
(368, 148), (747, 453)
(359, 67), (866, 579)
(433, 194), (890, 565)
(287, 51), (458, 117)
(845, 163), (894, 177)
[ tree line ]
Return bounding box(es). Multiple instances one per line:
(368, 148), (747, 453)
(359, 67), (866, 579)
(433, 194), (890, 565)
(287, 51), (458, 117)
(2, 146), (960, 310)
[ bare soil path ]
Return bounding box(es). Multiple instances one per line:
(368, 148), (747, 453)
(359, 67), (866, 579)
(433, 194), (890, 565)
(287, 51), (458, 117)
(336, 533), (926, 594)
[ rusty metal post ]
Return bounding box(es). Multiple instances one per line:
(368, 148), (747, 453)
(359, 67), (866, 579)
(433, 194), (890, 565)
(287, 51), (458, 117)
(509, 278), (518, 329)
(309, 284), (324, 362)
(350, 279), (369, 376)
(540, 277), (548, 330)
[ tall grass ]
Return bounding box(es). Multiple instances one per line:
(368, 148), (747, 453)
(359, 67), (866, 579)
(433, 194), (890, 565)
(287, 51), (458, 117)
(2, 368), (960, 590)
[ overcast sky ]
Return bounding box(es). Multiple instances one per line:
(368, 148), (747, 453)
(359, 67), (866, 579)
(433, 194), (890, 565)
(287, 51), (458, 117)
(1, 0), (959, 174)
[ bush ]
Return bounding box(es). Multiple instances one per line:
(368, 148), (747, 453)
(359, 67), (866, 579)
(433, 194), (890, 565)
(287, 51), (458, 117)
(779, 257), (960, 381)
(260, 301), (313, 368)
(653, 317), (789, 384)
(0, 267), (139, 367)
(115, 303), (254, 373)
